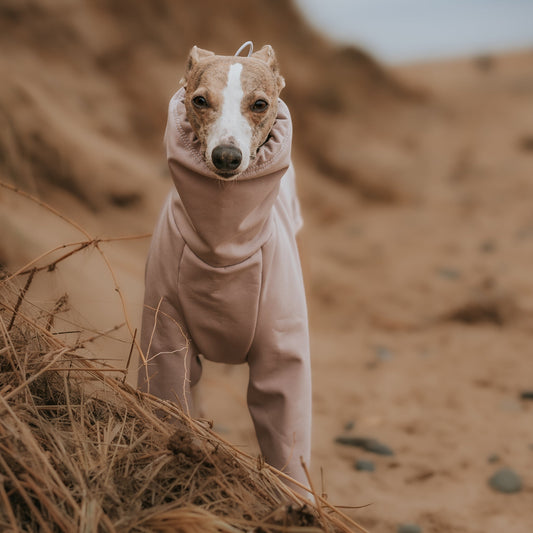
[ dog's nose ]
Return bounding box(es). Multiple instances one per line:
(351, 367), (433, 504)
(211, 145), (242, 174)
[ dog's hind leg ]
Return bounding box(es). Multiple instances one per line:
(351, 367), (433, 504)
(246, 335), (312, 494)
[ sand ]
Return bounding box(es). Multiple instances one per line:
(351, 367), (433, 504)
(1, 2), (532, 531)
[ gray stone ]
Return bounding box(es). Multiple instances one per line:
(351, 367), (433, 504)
(488, 468), (522, 493)
(375, 345), (393, 360)
(487, 453), (500, 463)
(397, 524), (422, 533)
(354, 459), (375, 472)
(335, 436), (394, 456)
(437, 267), (461, 280)
(520, 390), (533, 400)
(364, 438), (394, 456)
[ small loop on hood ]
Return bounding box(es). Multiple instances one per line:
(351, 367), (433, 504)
(235, 41), (253, 57)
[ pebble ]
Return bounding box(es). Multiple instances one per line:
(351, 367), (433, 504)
(364, 439), (394, 456)
(354, 459), (375, 472)
(487, 453), (500, 464)
(520, 390), (533, 400)
(344, 420), (355, 431)
(375, 345), (393, 361)
(437, 267), (461, 280)
(335, 436), (394, 456)
(488, 468), (523, 493)
(397, 524), (422, 533)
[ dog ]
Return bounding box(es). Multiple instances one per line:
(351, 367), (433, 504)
(138, 43), (312, 493)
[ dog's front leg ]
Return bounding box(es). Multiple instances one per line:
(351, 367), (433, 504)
(138, 297), (201, 417)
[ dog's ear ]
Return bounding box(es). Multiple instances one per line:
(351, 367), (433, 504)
(182, 46), (215, 85)
(252, 45), (285, 92)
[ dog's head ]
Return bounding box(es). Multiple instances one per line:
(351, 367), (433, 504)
(182, 45), (285, 179)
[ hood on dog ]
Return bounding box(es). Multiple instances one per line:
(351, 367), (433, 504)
(165, 87), (297, 267)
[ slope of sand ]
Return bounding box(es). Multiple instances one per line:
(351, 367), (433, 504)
(203, 51), (533, 533)
(1, 2), (533, 531)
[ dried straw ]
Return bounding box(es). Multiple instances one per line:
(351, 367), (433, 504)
(0, 181), (369, 532)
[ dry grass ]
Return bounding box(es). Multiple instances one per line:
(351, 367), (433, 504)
(0, 183), (367, 532)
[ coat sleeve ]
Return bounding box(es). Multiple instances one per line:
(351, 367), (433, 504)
(137, 194), (201, 414)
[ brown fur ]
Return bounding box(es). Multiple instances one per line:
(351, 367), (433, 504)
(182, 45), (285, 169)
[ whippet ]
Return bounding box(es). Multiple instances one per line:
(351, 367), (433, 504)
(138, 42), (312, 493)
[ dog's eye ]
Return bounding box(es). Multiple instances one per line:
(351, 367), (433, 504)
(192, 95), (209, 109)
(252, 99), (269, 113)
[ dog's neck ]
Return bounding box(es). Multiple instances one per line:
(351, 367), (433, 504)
(166, 89), (293, 267)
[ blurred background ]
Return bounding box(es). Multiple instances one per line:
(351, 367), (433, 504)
(296, 0), (533, 64)
(1, 1), (532, 531)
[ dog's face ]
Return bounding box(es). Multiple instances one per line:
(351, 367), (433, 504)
(183, 45), (285, 179)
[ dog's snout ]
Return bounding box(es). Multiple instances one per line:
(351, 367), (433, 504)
(211, 145), (242, 174)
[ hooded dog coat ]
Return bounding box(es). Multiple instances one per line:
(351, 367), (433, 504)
(139, 88), (311, 488)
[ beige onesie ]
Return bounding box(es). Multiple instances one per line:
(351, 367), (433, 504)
(138, 88), (312, 489)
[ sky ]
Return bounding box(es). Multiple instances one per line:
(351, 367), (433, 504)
(294, 0), (533, 64)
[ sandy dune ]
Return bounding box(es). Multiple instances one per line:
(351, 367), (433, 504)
(1, 2), (533, 531)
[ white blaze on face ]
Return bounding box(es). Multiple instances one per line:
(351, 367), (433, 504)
(206, 62), (252, 174)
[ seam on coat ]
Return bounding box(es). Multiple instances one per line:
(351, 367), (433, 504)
(246, 243), (265, 364)
(178, 221), (275, 270)
(175, 243), (195, 354)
